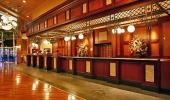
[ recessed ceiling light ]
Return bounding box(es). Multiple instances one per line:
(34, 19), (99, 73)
(22, 0), (26, 3)
(26, 16), (29, 18)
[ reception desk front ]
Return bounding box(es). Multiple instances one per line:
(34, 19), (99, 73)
(26, 54), (170, 92)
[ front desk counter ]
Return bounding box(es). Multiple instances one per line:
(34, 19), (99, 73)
(27, 55), (170, 92)
(27, 54), (58, 71)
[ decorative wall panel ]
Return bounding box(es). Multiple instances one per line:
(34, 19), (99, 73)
(86, 61), (91, 73)
(69, 60), (73, 70)
(145, 65), (155, 82)
(110, 63), (116, 77)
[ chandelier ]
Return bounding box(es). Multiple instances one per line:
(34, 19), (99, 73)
(0, 12), (17, 31)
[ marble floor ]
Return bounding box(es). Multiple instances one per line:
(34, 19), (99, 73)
(2, 63), (170, 100)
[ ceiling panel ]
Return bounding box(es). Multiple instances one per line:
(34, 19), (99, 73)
(0, 0), (66, 20)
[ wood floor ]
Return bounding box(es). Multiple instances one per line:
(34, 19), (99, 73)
(0, 63), (84, 100)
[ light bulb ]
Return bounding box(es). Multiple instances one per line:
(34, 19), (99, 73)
(121, 28), (125, 33)
(127, 24), (135, 33)
(112, 29), (116, 34)
(12, 21), (17, 27)
(78, 33), (84, 39)
(2, 24), (12, 30)
(71, 36), (76, 40)
(64, 36), (70, 41)
(117, 28), (122, 34)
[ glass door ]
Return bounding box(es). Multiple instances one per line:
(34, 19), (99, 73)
(0, 47), (17, 62)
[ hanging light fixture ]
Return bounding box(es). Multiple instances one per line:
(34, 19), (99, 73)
(117, 27), (122, 34)
(0, 13), (17, 30)
(64, 36), (71, 41)
(2, 24), (12, 30)
(78, 33), (84, 39)
(71, 35), (76, 40)
(127, 24), (135, 33)
(112, 29), (116, 34)
(121, 28), (125, 33)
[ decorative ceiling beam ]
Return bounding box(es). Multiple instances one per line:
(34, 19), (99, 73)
(0, 2), (18, 17)
(0, 2), (29, 21)
(156, 2), (170, 17)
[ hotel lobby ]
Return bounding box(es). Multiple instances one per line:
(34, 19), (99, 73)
(0, 0), (170, 100)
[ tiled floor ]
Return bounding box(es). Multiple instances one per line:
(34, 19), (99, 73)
(0, 63), (84, 100)
(14, 63), (170, 100)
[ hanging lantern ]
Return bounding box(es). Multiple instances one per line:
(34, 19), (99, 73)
(127, 24), (135, 33)
(78, 33), (84, 39)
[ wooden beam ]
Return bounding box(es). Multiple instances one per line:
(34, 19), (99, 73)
(156, 2), (170, 18)
(0, 2), (18, 17)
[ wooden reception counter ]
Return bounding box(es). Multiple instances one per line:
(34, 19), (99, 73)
(27, 54), (170, 92)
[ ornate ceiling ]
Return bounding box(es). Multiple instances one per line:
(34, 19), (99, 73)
(0, 0), (66, 20)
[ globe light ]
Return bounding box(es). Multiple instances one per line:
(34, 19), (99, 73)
(78, 33), (84, 40)
(121, 28), (125, 33)
(64, 37), (68, 41)
(127, 24), (135, 33)
(64, 36), (70, 41)
(12, 21), (17, 27)
(2, 24), (12, 30)
(117, 27), (122, 34)
(71, 36), (76, 40)
(1, 15), (7, 20)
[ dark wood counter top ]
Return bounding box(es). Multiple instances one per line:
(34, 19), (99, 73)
(59, 56), (160, 61)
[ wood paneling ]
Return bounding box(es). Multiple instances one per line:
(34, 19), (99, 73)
(151, 43), (159, 57)
(40, 22), (45, 30)
(87, 32), (94, 57)
(71, 40), (77, 56)
(111, 34), (117, 57)
(58, 12), (65, 24)
(76, 60), (86, 73)
(135, 26), (147, 40)
(89, 0), (104, 12)
(71, 5), (83, 19)
(94, 61), (109, 77)
(121, 62), (143, 83)
(123, 44), (130, 56)
(163, 22), (170, 57)
(161, 61), (170, 90)
(47, 17), (54, 27)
